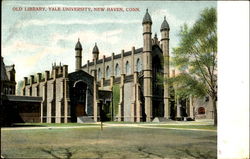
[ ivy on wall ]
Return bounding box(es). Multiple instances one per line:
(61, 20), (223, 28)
(112, 84), (120, 117)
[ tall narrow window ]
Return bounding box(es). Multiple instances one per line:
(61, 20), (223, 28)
(125, 61), (131, 75)
(136, 58), (142, 72)
(106, 66), (110, 78)
(115, 63), (120, 77)
(98, 68), (102, 80)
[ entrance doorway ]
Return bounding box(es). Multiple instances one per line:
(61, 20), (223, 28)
(71, 81), (87, 122)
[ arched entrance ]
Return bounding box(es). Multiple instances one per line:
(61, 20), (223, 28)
(152, 55), (164, 118)
(71, 81), (87, 122)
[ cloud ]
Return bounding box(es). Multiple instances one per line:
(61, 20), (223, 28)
(152, 9), (195, 29)
(2, 40), (41, 57)
(16, 18), (140, 28)
(2, 27), (126, 81)
(6, 43), (72, 81)
(51, 29), (124, 47)
(152, 9), (183, 27)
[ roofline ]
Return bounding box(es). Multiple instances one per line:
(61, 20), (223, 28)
(3, 95), (43, 102)
(82, 47), (143, 68)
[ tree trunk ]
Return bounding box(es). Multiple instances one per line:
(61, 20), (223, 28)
(212, 96), (217, 126)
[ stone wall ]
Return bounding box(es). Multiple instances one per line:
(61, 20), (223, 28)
(193, 96), (214, 119)
(124, 82), (133, 121)
(22, 65), (69, 123)
(82, 47), (143, 83)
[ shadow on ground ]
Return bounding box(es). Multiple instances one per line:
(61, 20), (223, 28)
(176, 148), (216, 159)
(41, 148), (77, 159)
(1, 123), (45, 128)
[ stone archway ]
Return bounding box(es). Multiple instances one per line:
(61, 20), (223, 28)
(152, 55), (164, 118)
(74, 81), (87, 117)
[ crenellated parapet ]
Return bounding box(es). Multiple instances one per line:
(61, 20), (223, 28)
(22, 62), (69, 123)
(22, 63), (68, 87)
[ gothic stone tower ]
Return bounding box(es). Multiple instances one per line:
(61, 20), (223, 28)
(160, 16), (170, 119)
(75, 39), (82, 71)
(142, 9), (153, 122)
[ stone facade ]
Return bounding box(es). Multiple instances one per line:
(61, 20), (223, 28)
(1, 57), (16, 95)
(68, 70), (94, 122)
(20, 9), (214, 123)
(22, 64), (70, 123)
(77, 9), (169, 122)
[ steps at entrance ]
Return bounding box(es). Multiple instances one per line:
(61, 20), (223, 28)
(152, 117), (172, 122)
(77, 116), (94, 123)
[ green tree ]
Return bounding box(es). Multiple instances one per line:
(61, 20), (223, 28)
(172, 8), (217, 125)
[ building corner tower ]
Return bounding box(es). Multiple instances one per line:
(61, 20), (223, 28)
(142, 9), (153, 122)
(160, 16), (170, 119)
(75, 38), (82, 71)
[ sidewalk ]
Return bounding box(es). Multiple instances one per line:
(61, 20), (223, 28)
(1, 120), (216, 132)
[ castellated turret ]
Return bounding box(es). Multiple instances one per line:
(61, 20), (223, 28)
(142, 9), (153, 122)
(160, 16), (170, 119)
(92, 43), (99, 61)
(75, 38), (82, 71)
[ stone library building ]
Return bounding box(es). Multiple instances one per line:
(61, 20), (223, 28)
(2, 9), (213, 124)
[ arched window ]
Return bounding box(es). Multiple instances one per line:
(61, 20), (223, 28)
(115, 63), (120, 77)
(198, 107), (205, 114)
(125, 61), (130, 75)
(106, 66), (110, 78)
(136, 58), (142, 72)
(98, 68), (102, 80)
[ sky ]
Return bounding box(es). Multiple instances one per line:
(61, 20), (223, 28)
(2, 1), (216, 82)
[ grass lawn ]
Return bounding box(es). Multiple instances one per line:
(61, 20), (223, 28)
(1, 125), (217, 159)
(11, 123), (99, 127)
(147, 125), (217, 130)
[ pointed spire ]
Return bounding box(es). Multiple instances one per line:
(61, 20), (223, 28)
(142, 9), (152, 25)
(75, 38), (82, 51)
(160, 16), (170, 31)
(92, 42), (99, 54)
